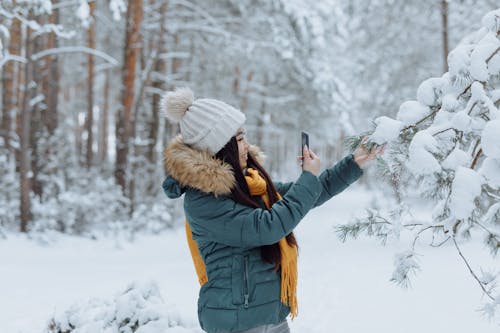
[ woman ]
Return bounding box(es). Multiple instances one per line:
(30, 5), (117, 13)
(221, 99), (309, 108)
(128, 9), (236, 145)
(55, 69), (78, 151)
(162, 88), (383, 333)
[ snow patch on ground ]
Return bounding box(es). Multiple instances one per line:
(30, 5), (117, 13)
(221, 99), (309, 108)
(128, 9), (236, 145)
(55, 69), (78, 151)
(1, 187), (499, 333)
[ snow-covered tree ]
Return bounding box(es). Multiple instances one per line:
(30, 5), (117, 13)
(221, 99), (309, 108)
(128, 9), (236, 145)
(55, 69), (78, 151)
(340, 8), (500, 320)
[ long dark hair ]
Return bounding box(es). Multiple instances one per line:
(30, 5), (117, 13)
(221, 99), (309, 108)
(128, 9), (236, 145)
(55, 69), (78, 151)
(215, 136), (298, 269)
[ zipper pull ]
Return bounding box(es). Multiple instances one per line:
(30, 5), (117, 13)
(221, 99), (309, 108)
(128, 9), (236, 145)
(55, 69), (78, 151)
(244, 294), (249, 308)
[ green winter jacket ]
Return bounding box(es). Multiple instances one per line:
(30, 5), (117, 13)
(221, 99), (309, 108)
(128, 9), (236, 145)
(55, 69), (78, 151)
(162, 137), (363, 333)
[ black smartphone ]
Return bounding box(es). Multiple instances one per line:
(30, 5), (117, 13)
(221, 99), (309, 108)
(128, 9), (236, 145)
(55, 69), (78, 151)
(301, 131), (309, 150)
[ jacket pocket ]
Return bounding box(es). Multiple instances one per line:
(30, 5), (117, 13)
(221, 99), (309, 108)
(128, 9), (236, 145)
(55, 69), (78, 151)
(231, 255), (244, 305)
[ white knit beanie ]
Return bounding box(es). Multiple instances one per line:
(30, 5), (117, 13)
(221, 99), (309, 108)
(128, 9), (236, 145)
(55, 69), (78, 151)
(161, 87), (246, 155)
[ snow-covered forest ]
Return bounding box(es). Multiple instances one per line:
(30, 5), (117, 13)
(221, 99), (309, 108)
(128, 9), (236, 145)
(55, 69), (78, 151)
(1, 1), (499, 332)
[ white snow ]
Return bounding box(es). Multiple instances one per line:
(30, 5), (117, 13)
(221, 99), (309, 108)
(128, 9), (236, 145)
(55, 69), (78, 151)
(481, 119), (500, 159)
(396, 101), (431, 126)
(416, 77), (446, 106)
(432, 110), (453, 126)
(369, 116), (404, 144)
(441, 93), (461, 112)
(1, 189), (499, 333)
(450, 111), (472, 132)
(442, 146), (470, 170)
(483, 203), (500, 225)
(449, 167), (483, 220)
(481, 9), (500, 33)
(448, 45), (474, 92)
(109, 0), (127, 21)
(470, 32), (500, 82)
(480, 157), (500, 189)
(76, 0), (91, 27)
(488, 50), (500, 77)
(407, 131), (442, 175)
(47, 281), (191, 333)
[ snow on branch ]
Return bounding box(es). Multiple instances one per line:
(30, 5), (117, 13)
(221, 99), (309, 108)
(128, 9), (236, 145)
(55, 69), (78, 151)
(32, 46), (119, 66)
(0, 53), (26, 68)
(339, 8), (500, 321)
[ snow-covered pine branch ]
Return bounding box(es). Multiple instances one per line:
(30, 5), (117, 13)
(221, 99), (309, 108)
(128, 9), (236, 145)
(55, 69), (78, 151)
(338, 8), (500, 320)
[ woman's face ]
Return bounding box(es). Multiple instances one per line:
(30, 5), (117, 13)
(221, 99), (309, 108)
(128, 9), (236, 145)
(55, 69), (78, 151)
(235, 128), (249, 170)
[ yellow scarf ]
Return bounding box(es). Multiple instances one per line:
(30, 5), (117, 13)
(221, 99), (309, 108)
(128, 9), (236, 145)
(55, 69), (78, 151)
(184, 167), (299, 319)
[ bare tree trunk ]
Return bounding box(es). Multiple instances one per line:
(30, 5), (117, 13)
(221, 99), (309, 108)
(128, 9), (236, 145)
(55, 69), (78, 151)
(240, 71), (253, 114)
(1, 19), (22, 152)
(255, 73), (268, 149)
(30, 14), (45, 199)
(163, 32), (182, 144)
(441, 0), (449, 73)
(99, 68), (110, 163)
(115, 0), (143, 193)
(86, 1), (96, 168)
(147, 0), (167, 164)
(74, 85), (84, 165)
(148, 59), (162, 163)
(19, 19), (35, 232)
(233, 66), (240, 98)
(43, 0), (59, 135)
(14, 0), (25, 172)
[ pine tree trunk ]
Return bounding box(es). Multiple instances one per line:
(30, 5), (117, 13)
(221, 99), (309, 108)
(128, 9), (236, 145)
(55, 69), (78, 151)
(74, 84), (84, 165)
(30, 14), (45, 199)
(43, 0), (59, 136)
(147, 1), (167, 164)
(441, 0), (449, 73)
(19, 19), (35, 232)
(115, 0), (143, 193)
(99, 68), (110, 163)
(163, 33), (181, 143)
(233, 66), (240, 99)
(1, 18), (22, 153)
(255, 73), (268, 149)
(148, 59), (162, 163)
(86, 1), (96, 168)
(240, 71), (253, 114)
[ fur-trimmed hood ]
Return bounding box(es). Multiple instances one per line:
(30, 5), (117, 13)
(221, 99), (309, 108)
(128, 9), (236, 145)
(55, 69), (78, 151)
(163, 135), (265, 197)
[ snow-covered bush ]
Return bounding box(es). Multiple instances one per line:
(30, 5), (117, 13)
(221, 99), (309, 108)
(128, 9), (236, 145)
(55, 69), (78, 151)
(30, 174), (179, 237)
(46, 280), (199, 333)
(341, 8), (500, 320)
(0, 141), (17, 236)
(31, 174), (131, 236)
(24, 125), (178, 237)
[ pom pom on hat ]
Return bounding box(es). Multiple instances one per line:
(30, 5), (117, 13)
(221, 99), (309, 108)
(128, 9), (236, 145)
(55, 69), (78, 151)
(162, 87), (246, 154)
(161, 87), (194, 123)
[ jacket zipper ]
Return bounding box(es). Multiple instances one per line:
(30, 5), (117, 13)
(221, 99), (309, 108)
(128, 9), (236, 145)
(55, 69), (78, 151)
(243, 256), (249, 308)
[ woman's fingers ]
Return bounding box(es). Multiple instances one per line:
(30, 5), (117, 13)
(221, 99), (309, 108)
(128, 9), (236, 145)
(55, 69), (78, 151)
(309, 149), (318, 160)
(303, 145), (311, 159)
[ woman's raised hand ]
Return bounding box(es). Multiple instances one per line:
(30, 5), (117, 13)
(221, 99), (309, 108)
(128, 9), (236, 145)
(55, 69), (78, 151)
(302, 145), (320, 176)
(353, 137), (385, 169)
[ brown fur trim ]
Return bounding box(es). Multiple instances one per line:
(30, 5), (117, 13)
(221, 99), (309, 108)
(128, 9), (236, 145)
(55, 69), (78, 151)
(164, 136), (234, 196)
(163, 136), (266, 196)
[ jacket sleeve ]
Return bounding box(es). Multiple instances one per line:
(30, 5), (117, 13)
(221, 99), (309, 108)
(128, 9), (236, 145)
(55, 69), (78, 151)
(274, 155), (363, 208)
(273, 181), (294, 196)
(185, 171), (322, 247)
(313, 154), (363, 207)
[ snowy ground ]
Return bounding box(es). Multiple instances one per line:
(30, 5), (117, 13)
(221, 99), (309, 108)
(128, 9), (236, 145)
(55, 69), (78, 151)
(1, 186), (499, 333)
